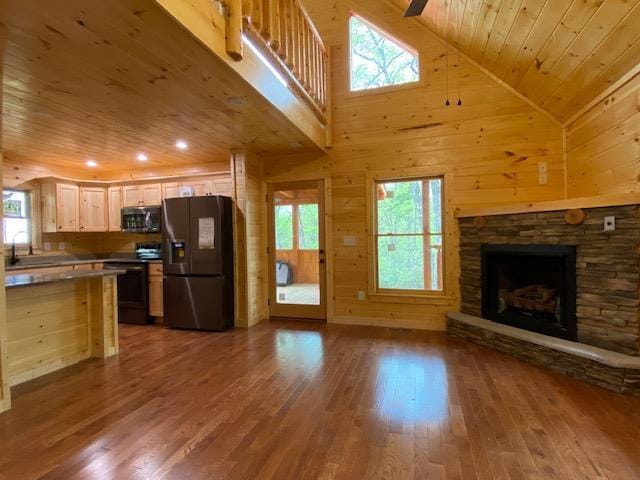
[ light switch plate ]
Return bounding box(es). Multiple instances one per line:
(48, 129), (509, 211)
(43, 242), (51, 251)
(604, 216), (616, 232)
(343, 235), (357, 246)
(358, 291), (366, 301)
(59, 242), (66, 251)
(538, 162), (548, 185)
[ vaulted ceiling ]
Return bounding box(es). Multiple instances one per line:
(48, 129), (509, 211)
(390, 0), (640, 124)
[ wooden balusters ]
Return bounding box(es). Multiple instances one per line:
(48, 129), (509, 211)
(240, 0), (329, 123)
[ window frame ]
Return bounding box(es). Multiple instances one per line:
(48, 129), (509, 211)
(366, 168), (453, 303)
(3, 188), (33, 247)
(347, 12), (422, 95)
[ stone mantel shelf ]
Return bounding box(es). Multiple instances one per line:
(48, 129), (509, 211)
(447, 312), (640, 370)
(456, 192), (640, 218)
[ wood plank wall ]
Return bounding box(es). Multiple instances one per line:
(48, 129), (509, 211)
(231, 151), (268, 327)
(566, 74), (640, 197)
(263, 0), (565, 330)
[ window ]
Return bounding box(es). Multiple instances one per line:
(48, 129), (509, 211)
(349, 14), (419, 92)
(298, 204), (319, 250)
(375, 177), (443, 292)
(275, 203), (319, 251)
(3, 189), (31, 245)
(275, 205), (294, 250)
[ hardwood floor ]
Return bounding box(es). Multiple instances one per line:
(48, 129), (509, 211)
(1, 321), (640, 479)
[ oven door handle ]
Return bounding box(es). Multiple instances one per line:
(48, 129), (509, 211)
(105, 266), (145, 271)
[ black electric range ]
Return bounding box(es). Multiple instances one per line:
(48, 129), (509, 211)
(103, 243), (162, 325)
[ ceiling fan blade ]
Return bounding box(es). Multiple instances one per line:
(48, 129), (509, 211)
(404, 0), (429, 17)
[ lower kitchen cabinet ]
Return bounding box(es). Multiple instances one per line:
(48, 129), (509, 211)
(149, 263), (164, 319)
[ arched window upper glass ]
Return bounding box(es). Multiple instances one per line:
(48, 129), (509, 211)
(349, 14), (420, 92)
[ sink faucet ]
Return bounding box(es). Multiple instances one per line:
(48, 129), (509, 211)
(9, 231), (27, 266)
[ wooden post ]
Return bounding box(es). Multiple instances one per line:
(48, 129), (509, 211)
(226, 0), (244, 61)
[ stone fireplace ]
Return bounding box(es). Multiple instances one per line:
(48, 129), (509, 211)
(450, 204), (640, 393)
(458, 205), (640, 356)
(481, 244), (577, 341)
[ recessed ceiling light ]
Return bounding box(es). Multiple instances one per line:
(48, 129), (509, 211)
(86, 160), (98, 168)
(175, 140), (188, 151)
(137, 153), (149, 162)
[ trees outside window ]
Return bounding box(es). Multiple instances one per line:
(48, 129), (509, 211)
(376, 178), (443, 292)
(275, 203), (319, 251)
(350, 14), (419, 92)
(3, 189), (31, 245)
(275, 205), (293, 250)
(298, 204), (319, 250)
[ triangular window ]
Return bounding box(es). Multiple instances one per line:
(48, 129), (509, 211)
(349, 14), (420, 92)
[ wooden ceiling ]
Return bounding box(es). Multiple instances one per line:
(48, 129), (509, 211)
(387, 0), (640, 123)
(0, 0), (320, 177)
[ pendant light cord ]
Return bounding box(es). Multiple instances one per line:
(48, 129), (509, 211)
(456, 0), (462, 106)
(445, 2), (450, 106)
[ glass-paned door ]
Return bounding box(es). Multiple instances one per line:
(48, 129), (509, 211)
(268, 180), (326, 320)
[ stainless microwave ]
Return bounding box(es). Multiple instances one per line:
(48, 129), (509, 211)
(121, 206), (161, 233)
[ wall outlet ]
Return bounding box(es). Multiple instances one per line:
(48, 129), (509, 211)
(59, 242), (66, 251)
(357, 291), (366, 301)
(43, 242), (51, 251)
(343, 235), (357, 246)
(538, 162), (548, 185)
(604, 216), (616, 232)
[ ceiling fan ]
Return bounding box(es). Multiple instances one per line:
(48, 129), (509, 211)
(404, 0), (429, 17)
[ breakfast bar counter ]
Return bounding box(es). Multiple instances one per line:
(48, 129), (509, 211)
(2, 269), (124, 399)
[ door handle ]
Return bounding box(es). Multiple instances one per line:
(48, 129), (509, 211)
(319, 259), (325, 264)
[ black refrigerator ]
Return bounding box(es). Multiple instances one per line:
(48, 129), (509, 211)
(162, 196), (234, 331)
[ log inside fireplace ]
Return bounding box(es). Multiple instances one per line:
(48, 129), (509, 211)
(481, 244), (577, 341)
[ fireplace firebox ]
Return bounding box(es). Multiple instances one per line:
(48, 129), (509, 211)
(481, 244), (577, 341)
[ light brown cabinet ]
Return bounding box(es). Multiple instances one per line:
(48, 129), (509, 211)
(41, 183), (80, 233)
(148, 263), (163, 318)
(108, 187), (123, 231)
(162, 179), (215, 199)
(123, 184), (162, 207)
(161, 183), (181, 199)
(80, 187), (108, 232)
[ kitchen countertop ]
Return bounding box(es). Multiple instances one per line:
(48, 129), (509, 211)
(6, 257), (162, 271)
(5, 268), (127, 289)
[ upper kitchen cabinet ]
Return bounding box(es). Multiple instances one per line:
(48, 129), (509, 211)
(108, 187), (123, 231)
(80, 187), (108, 232)
(123, 184), (162, 207)
(41, 183), (80, 233)
(162, 179), (216, 199)
(162, 183), (181, 200)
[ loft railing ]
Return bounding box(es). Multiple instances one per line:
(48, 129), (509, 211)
(222, 0), (329, 125)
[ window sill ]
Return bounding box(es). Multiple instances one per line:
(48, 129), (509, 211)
(368, 292), (456, 305)
(345, 79), (424, 99)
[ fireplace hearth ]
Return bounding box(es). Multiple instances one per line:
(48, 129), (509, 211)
(481, 244), (577, 341)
